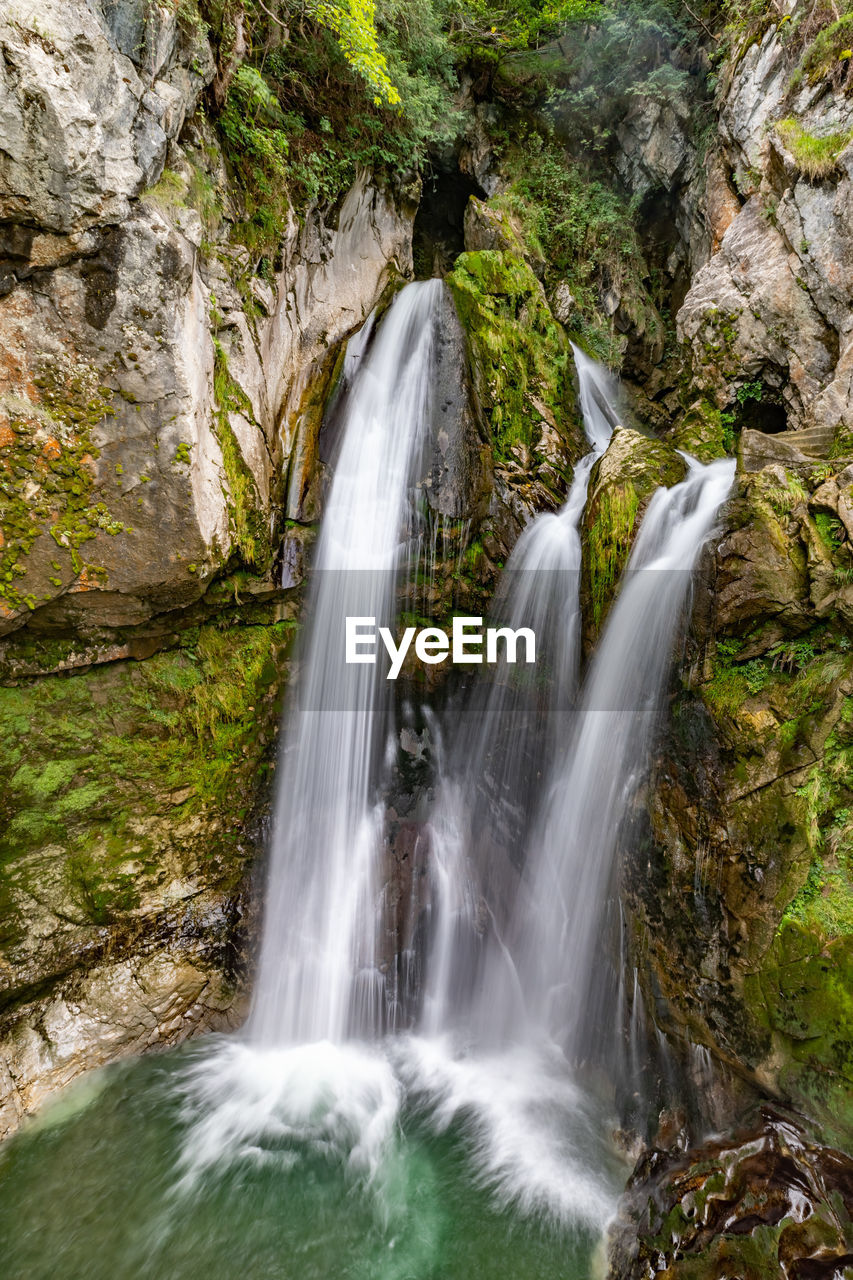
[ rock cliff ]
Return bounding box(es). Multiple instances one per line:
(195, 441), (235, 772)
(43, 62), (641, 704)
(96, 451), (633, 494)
(0, 1), (414, 661)
(626, 1), (853, 1156)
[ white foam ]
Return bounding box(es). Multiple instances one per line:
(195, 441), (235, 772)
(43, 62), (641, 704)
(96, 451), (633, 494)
(174, 1034), (620, 1236)
(176, 1038), (401, 1193)
(394, 1035), (619, 1231)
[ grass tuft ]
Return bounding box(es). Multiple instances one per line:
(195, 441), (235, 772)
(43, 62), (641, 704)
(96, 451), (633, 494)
(776, 118), (853, 180)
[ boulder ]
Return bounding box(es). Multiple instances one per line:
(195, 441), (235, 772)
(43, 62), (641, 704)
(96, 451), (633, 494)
(609, 1108), (853, 1280)
(581, 427), (687, 644)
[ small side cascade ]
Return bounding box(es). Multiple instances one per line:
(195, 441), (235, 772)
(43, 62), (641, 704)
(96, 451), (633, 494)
(419, 344), (619, 1040)
(517, 453), (735, 1070)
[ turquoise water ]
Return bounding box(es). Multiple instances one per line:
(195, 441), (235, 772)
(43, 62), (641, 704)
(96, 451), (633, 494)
(0, 1038), (624, 1280)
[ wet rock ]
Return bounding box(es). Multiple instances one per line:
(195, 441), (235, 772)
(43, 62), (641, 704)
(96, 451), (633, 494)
(608, 1108), (853, 1280)
(0, 928), (246, 1141)
(420, 284), (492, 522)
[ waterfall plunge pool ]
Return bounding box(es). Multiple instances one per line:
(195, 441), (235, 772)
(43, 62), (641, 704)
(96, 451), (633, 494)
(0, 1034), (628, 1280)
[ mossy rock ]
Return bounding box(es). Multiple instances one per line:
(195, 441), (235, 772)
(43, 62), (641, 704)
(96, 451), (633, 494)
(0, 619), (293, 1011)
(672, 399), (729, 462)
(445, 249), (584, 468)
(581, 428), (687, 642)
(753, 922), (853, 1146)
(463, 197), (527, 258)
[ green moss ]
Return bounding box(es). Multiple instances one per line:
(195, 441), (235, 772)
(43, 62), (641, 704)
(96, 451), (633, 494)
(582, 431), (686, 634)
(757, 922), (853, 1144)
(212, 341), (270, 570)
(756, 468), (809, 521)
(796, 10), (853, 85)
(776, 118), (853, 180)
(141, 168), (187, 208)
(586, 484), (640, 632)
(703, 638), (777, 716)
(814, 511), (845, 552)
(0, 361), (124, 611)
(0, 621), (293, 935)
(673, 400), (728, 461)
(446, 250), (579, 463)
(487, 133), (659, 365)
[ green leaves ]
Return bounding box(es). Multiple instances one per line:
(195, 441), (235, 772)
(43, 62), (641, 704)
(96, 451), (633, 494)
(314, 0), (401, 103)
(452, 0), (601, 51)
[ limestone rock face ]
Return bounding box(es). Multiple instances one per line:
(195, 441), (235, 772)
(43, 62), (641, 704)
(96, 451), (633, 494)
(267, 171), (416, 523)
(678, 197), (834, 428)
(678, 9), (853, 445)
(0, 913), (243, 1142)
(614, 92), (709, 281)
(0, 205), (224, 637)
(0, 0), (414, 647)
(0, 0), (214, 235)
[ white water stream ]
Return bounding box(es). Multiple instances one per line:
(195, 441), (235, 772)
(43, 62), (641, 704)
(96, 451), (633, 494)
(419, 344), (621, 1041)
(249, 279), (443, 1046)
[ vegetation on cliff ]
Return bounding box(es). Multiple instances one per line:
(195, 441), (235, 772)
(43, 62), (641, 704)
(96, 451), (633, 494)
(0, 615), (291, 992)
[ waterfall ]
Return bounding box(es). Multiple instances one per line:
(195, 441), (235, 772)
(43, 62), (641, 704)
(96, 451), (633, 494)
(249, 278), (444, 1047)
(177, 328), (733, 1234)
(420, 343), (621, 1039)
(518, 454), (736, 1065)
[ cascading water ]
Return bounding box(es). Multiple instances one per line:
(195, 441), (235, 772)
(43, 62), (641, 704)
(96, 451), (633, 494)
(419, 343), (621, 1041)
(398, 354), (733, 1230)
(249, 279), (443, 1047)
(0, 312), (736, 1279)
(517, 454), (736, 1068)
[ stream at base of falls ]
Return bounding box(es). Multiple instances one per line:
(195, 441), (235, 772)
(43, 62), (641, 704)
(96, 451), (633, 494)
(0, 1036), (625, 1280)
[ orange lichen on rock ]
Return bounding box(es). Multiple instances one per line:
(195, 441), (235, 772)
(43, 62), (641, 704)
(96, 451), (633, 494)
(70, 566), (101, 592)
